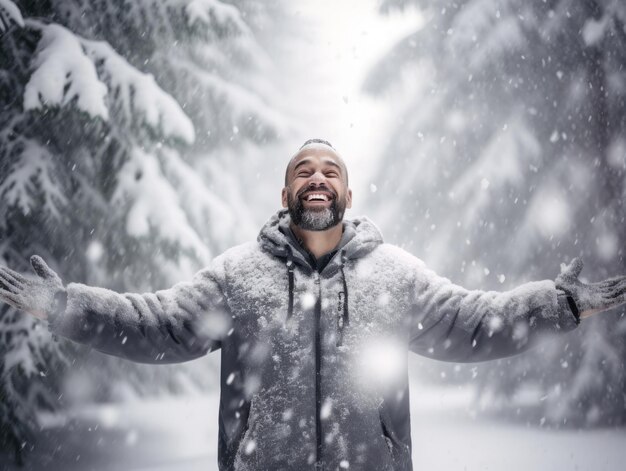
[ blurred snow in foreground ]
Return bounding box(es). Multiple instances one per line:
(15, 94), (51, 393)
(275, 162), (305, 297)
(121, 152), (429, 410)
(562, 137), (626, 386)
(1, 380), (625, 471)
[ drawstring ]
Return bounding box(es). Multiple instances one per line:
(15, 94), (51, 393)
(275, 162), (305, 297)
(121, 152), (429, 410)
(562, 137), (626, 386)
(284, 246), (349, 346)
(286, 247), (295, 321)
(337, 250), (350, 347)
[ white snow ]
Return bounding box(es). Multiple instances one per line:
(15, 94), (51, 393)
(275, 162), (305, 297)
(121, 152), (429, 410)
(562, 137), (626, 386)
(376, 292), (390, 306)
(113, 148), (210, 261)
(320, 398), (333, 420)
(360, 337), (406, 385)
(22, 21), (194, 143)
(82, 39), (195, 144)
(3, 332), (37, 377)
(549, 130), (559, 143)
(450, 0), (524, 70)
(596, 232), (618, 262)
(23, 24), (109, 119)
(282, 408), (293, 421)
(85, 241), (104, 263)
(582, 16), (608, 46)
(427, 115), (543, 265)
(158, 148), (240, 249)
(488, 315), (504, 332)
(607, 137), (626, 169)
(184, 0), (248, 35)
(528, 189), (571, 238)
(21, 382), (626, 471)
(300, 292), (316, 310)
(0, 0), (24, 32)
(244, 439), (256, 455)
(0, 141), (66, 228)
(166, 55), (287, 138)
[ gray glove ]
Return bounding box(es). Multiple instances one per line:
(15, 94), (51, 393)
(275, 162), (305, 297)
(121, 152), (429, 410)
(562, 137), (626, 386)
(0, 255), (66, 320)
(555, 257), (626, 321)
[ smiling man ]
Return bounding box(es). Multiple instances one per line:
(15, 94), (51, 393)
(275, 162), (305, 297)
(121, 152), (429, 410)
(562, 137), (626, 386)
(284, 139), (351, 232)
(282, 139), (352, 265)
(1, 138), (626, 471)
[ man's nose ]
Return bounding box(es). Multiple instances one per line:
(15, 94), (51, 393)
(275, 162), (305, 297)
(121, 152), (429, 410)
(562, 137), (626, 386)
(309, 170), (325, 183)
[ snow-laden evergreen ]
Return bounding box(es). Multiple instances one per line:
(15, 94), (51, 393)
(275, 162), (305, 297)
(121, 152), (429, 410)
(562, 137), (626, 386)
(0, 0), (293, 464)
(366, 0), (626, 426)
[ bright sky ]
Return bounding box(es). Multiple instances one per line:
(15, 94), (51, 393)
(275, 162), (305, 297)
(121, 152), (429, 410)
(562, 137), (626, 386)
(282, 0), (423, 213)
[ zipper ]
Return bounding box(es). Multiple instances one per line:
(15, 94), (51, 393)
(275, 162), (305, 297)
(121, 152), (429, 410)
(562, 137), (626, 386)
(314, 271), (323, 468)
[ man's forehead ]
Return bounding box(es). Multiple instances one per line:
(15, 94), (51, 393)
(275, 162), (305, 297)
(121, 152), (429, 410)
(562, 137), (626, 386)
(288, 144), (345, 169)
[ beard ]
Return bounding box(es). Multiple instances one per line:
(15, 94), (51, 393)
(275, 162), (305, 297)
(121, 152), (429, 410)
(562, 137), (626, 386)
(287, 186), (346, 231)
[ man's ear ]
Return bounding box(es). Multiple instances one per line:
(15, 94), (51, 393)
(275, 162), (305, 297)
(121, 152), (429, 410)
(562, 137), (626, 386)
(346, 188), (353, 209)
(281, 187), (288, 208)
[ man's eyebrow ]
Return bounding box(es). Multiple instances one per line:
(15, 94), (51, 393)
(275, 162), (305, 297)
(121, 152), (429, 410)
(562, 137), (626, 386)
(293, 158), (342, 172)
(293, 158), (312, 172)
(322, 159), (342, 171)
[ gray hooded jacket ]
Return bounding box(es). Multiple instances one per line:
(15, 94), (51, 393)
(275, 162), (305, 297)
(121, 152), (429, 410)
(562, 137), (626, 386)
(48, 209), (579, 470)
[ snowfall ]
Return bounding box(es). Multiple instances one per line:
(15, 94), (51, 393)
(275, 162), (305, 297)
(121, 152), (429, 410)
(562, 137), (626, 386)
(2, 1), (626, 470)
(1, 368), (624, 471)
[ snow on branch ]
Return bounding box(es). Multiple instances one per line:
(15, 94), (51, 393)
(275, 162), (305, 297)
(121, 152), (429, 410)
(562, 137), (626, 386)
(159, 146), (240, 239)
(82, 39), (196, 144)
(183, 0), (250, 36)
(0, 140), (66, 228)
(0, 0), (24, 33)
(168, 54), (288, 134)
(2, 314), (42, 377)
(113, 147), (210, 262)
(449, 1), (524, 70)
(22, 21), (195, 143)
(23, 23), (109, 119)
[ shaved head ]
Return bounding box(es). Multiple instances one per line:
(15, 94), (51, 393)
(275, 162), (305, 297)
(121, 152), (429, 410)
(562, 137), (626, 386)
(284, 139), (349, 186)
(282, 139), (352, 230)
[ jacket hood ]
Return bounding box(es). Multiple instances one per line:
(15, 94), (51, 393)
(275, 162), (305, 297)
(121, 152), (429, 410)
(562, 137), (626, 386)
(257, 208), (384, 346)
(257, 208), (384, 270)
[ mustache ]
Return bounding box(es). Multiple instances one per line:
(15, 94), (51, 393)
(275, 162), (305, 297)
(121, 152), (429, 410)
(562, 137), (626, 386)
(296, 185), (337, 199)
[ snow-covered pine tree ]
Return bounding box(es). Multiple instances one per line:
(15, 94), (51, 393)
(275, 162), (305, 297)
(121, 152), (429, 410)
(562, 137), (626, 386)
(0, 0), (292, 464)
(365, 0), (626, 426)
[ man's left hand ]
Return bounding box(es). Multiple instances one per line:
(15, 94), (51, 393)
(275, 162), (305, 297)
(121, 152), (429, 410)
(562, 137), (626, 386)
(556, 257), (626, 320)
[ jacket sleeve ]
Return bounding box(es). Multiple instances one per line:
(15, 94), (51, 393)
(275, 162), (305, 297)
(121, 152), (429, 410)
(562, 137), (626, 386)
(407, 258), (580, 363)
(46, 258), (231, 364)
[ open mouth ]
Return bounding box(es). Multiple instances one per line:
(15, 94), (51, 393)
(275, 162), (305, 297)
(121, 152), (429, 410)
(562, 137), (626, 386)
(302, 193), (332, 202)
(299, 191), (335, 206)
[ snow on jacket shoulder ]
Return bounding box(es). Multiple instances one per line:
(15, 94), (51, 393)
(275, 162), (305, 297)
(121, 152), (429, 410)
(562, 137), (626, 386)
(47, 209), (579, 471)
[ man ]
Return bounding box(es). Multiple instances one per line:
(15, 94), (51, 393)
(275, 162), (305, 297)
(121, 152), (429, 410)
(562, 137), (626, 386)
(0, 138), (625, 471)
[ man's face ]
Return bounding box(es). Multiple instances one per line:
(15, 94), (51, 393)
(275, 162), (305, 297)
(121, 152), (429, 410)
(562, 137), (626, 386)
(282, 145), (352, 231)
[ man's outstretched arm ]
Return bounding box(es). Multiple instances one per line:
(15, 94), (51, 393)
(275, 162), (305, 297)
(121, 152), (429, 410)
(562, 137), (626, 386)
(408, 257), (625, 363)
(0, 255), (231, 364)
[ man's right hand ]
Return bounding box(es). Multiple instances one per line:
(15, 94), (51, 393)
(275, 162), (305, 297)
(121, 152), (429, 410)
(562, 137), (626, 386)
(0, 255), (66, 320)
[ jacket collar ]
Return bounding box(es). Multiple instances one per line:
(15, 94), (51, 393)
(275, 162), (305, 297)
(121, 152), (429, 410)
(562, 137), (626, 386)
(257, 208), (384, 273)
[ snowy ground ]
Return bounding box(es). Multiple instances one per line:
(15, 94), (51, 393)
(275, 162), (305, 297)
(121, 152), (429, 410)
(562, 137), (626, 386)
(2, 381), (625, 471)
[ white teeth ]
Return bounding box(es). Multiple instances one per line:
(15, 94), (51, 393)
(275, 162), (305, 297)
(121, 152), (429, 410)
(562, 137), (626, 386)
(305, 193), (329, 201)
